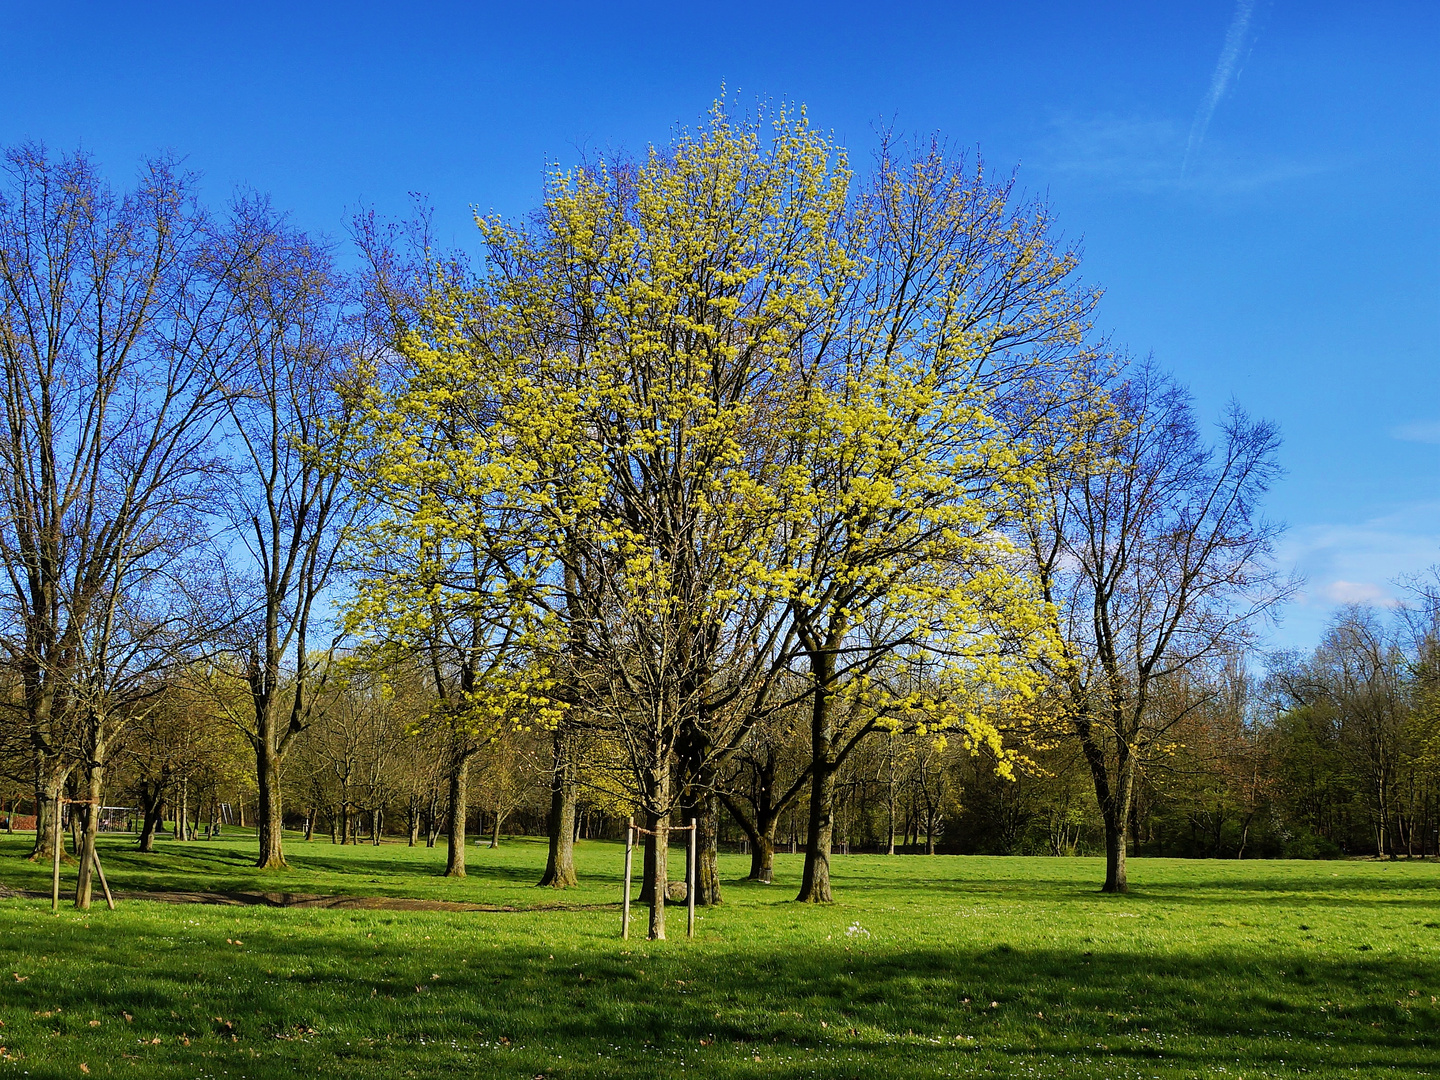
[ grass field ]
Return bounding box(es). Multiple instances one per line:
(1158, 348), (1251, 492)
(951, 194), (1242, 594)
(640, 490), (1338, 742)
(0, 832), (1437, 1079)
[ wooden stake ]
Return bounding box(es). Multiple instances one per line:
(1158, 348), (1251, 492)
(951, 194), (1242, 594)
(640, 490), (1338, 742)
(621, 816), (633, 940)
(687, 817), (697, 938)
(50, 804), (62, 914)
(91, 845), (115, 911)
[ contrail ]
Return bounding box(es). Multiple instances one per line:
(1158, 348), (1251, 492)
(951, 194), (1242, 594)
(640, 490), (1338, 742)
(1182, 0), (1256, 179)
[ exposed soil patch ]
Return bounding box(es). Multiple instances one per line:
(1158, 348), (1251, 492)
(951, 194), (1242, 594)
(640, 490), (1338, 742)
(0, 881), (614, 912)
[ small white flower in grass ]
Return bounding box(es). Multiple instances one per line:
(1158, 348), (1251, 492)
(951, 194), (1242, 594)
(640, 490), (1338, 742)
(845, 922), (870, 939)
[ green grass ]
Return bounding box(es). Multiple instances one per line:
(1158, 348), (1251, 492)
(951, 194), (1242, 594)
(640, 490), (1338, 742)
(1, 832), (1437, 1079)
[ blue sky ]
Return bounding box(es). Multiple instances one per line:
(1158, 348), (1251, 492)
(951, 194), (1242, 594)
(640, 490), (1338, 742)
(3, 0), (1436, 652)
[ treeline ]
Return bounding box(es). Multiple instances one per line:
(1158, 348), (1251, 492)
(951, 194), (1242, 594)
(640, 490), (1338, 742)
(0, 104), (1431, 933)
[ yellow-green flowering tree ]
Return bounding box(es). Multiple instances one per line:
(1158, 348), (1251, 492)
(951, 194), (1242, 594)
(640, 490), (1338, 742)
(767, 140), (1100, 902)
(347, 278), (560, 876)
(358, 102), (1097, 925)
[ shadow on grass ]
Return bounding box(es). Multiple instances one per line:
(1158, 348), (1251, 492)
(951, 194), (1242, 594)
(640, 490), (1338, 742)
(5, 915), (1436, 1077)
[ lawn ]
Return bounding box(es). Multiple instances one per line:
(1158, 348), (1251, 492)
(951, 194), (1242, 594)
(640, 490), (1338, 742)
(0, 832), (1436, 1079)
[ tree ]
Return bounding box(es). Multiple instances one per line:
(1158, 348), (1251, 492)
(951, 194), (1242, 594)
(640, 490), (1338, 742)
(717, 690), (811, 881)
(0, 145), (242, 872)
(371, 104), (1097, 919)
(211, 199), (366, 869)
(767, 139), (1096, 902)
(1023, 364), (1287, 892)
(383, 103), (855, 934)
(1272, 606), (1438, 857)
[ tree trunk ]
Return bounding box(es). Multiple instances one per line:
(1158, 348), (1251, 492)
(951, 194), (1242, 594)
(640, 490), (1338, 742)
(797, 664), (835, 903)
(444, 756), (470, 877)
(639, 825), (657, 904)
(137, 786), (163, 853)
(538, 729), (579, 888)
(29, 761), (68, 862)
(886, 734), (897, 855)
(73, 756), (105, 910)
(1103, 811), (1127, 893)
(1077, 713), (1132, 894)
(489, 810), (502, 849)
(175, 781), (187, 841)
(691, 789), (721, 906)
(750, 831), (775, 882)
(408, 799), (420, 847)
(254, 736), (286, 868)
(646, 800), (669, 940)
(796, 756), (835, 903)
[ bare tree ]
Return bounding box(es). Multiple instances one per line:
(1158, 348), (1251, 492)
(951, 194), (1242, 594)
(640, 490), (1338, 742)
(211, 199), (366, 869)
(0, 145), (242, 871)
(1024, 364), (1288, 892)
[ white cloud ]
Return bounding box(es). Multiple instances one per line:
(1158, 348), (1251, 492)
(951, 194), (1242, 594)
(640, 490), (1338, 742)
(1267, 501), (1440, 649)
(1034, 112), (1331, 197)
(1390, 421), (1440, 444)
(1183, 0), (1258, 178)
(1320, 580), (1399, 606)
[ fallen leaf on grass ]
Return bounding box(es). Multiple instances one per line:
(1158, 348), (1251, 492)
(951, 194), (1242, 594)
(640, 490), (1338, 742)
(79, 1065), (88, 1074)
(11, 974), (26, 982)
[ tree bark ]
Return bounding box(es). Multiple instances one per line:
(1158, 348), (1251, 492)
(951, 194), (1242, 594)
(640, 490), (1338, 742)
(797, 656), (836, 903)
(688, 789), (721, 905)
(538, 728), (579, 888)
(720, 758), (792, 883)
(175, 780), (188, 842)
(646, 799), (669, 940)
(699, 792), (721, 904)
(1076, 712), (1131, 894)
(444, 755), (470, 877)
(73, 757), (105, 910)
(29, 760), (68, 862)
(254, 733), (286, 868)
(750, 832), (775, 882)
(1103, 811), (1127, 893)
(639, 819), (656, 903)
(886, 734), (897, 855)
(137, 785), (164, 853)
(797, 756), (835, 902)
